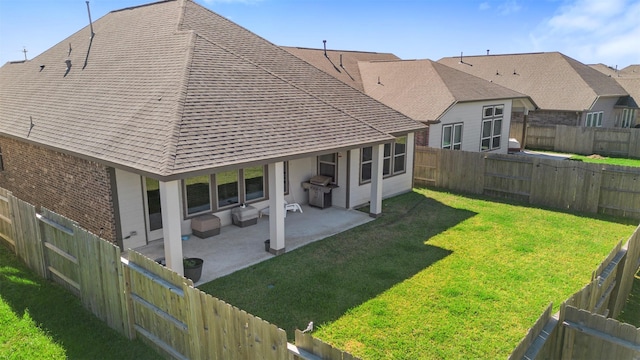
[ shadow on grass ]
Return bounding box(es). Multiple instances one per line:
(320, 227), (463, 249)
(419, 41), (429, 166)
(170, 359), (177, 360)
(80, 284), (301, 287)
(617, 271), (640, 326)
(199, 191), (476, 339)
(0, 243), (158, 360)
(420, 186), (639, 226)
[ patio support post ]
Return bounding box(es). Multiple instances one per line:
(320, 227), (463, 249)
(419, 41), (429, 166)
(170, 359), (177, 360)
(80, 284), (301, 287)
(268, 162), (286, 255)
(159, 180), (184, 275)
(370, 143), (384, 218)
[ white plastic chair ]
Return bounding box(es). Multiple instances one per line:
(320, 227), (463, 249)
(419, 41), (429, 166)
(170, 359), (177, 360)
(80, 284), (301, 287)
(284, 200), (302, 217)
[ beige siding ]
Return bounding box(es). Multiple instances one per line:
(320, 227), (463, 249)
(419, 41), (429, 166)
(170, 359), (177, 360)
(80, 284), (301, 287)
(350, 133), (415, 208)
(590, 96), (621, 128)
(429, 100), (513, 154)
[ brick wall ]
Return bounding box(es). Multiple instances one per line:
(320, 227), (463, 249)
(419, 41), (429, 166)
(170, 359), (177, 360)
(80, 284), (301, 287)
(0, 136), (117, 243)
(511, 110), (581, 126)
(415, 129), (430, 147)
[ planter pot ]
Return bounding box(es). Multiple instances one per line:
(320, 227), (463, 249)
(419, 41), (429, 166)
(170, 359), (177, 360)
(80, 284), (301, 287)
(183, 258), (204, 282)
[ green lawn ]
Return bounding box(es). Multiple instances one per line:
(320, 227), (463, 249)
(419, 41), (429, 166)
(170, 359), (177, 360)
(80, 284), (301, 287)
(569, 154), (640, 167)
(0, 244), (159, 360)
(199, 188), (637, 359)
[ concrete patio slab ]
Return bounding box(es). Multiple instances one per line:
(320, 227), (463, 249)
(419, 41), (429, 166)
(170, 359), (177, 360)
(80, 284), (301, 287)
(128, 204), (373, 285)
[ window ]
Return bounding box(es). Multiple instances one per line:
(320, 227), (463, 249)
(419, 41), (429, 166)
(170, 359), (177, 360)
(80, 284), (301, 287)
(0, 145), (4, 171)
(360, 146), (373, 183)
(243, 166), (265, 201)
(318, 153), (338, 184)
(442, 123), (463, 150)
(283, 161), (289, 195)
(145, 178), (162, 231)
(621, 109), (635, 128)
(393, 137), (406, 173)
(360, 136), (407, 183)
(586, 111), (603, 127)
(481, 105), (503, 151)
(184, 175), (211, 216)
(215, 166), (267, 210)
(216, 170), (239, 208)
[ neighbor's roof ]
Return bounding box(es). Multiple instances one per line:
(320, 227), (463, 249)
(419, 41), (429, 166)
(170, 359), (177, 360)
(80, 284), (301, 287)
(281, 46), (400, 92)
(438, 52), (629, 112)
(620, 65), (640, 78)
(616, 78), (640, 109)
(358, 59), (533, 122)
(589, 63), (620, 77)
(0, 0), (424, 180)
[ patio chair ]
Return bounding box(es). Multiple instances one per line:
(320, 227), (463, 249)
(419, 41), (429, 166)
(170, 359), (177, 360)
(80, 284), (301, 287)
(284, 201), (303, 217)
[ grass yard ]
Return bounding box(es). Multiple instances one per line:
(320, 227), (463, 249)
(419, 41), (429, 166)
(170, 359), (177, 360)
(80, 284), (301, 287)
(0, 244), (159, 360)
(199, 188), (637, 359)
(569, 154), (640, 167)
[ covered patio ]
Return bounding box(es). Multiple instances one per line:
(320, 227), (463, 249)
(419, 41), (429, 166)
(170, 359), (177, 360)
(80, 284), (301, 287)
(130, 204), (374, 285)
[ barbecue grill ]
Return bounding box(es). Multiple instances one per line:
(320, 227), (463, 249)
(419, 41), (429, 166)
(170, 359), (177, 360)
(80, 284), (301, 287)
(302, 175), (337, 209)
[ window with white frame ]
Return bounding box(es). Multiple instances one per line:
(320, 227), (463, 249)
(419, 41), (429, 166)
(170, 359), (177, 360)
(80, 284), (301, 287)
(621, 109), (635, 128)
(481, 105), (503, 151)
(442, 123), (463, 150)
(360, 136), (407, 183)
(586, 111), (603, 127)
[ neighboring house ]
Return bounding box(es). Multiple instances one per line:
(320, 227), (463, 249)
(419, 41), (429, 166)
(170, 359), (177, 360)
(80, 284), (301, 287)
(591, 64), (640, 128)
(283, 48), (535, 153)
(438, 52), (636, 129)
(358, 59), (536, 153)
(0, 0), (424, 274)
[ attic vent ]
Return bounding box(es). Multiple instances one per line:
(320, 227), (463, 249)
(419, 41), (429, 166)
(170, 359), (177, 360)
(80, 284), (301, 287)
(323, 40), (327, 57)
(39, 65), (45, 72)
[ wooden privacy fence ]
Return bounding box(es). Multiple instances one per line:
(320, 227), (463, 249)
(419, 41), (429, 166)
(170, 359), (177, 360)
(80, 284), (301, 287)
(509, 123), (640, 158)
(509, 225), (640, 359)
(414, 147), (640, 220)
(0, 188), (358, 360)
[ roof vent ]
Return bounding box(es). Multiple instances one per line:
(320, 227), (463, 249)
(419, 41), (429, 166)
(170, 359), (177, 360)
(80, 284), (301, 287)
(86, 1), (95, 39)
(64, 59), (72, 76)
(39, 65), (45, 72)
(459, 52), (473, 67)
(22, 47), (28, 61)
(323, 40), (327, 57)
(487, 49), (490, 55)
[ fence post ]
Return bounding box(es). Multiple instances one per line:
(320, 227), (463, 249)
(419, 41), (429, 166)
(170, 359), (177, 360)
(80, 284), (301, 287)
(9, 195), (47, 278)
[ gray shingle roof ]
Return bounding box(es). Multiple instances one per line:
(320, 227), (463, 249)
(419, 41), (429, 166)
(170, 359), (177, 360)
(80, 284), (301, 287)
(358, 59), (532, 122)
(281, 46), (400, 92)
(0, 0), (424, 179)
(438, 52), (628, 111)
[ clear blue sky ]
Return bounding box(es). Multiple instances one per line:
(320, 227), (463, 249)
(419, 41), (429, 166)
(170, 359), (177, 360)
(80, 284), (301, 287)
(1, 0), (639, 68)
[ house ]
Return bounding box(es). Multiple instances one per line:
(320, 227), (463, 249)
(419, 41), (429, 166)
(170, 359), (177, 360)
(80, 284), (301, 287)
(590, 64), (640, 128)
(438, 52), (636, 129)
(0, 0), (425, 275)
(357, 59), (536, 152)
(283, 47), (535, 153)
